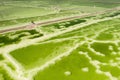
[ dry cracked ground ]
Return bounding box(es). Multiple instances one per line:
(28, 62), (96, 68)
(0, 16), (120, 80)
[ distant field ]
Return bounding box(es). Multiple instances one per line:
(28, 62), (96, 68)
(0, 0), (119, 29)
(0, 6), (54, 21)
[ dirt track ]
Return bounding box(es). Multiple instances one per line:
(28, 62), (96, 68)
(0, 7), (119, 34)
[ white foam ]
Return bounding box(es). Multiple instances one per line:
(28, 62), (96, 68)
(64, 71), (71, 76)
(81, 67), (89, 72)
(109, 45), (114, 51)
